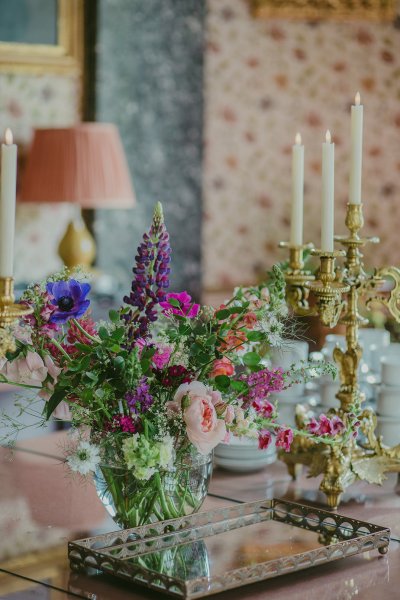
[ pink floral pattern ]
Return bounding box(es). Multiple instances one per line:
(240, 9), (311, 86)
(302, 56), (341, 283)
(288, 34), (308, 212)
(203, 0), (400, 290)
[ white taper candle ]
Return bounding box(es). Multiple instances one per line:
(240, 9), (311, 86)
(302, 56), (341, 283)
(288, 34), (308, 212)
(290, 132), (304, 246)
(349, 92), (363, 205)
(321, 130), (335, 252)
(0, 129), (17, 277)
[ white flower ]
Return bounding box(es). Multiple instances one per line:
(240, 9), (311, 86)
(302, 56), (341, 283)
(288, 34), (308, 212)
(158, 435), (175, 469)
(67, 441), (100, 475)
(258, 315), (284, 347)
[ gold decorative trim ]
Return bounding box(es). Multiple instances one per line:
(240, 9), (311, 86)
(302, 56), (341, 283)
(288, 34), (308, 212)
(0, 0), (84, 75)
(249, 0), (397, 22)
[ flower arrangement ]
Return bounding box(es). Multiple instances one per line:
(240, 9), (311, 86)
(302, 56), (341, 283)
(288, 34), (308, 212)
(0, 203), (351, 527)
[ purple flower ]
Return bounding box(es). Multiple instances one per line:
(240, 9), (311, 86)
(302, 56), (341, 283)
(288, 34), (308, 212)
(240, 368), (285, 408)
(126, 377), (154, 414)
(160, 291), (200, 318)
(46, 279), (90, 324)
(306, 414), (345, 437)
(123, 203), (171, 341)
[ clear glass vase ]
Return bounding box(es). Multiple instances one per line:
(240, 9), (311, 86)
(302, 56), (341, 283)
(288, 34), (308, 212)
(93, 450), (213, 528)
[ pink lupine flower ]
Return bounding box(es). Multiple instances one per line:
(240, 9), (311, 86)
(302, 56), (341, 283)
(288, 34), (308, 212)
(275, 427), (294, 452)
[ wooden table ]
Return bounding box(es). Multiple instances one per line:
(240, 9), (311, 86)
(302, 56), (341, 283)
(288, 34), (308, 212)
(0, 431), (399, 599)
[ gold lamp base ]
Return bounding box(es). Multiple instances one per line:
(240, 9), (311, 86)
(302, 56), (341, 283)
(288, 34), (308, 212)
(58, 211), (96, 270)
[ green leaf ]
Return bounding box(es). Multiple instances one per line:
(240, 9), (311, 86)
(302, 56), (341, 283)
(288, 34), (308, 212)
(168, 298), (181, 308)
(215, 309), (230, 320)
(246, 331), (264, 342)
(242, 352), (261, 367)
(109, 309), (120, 323)
(190, 343), (202, 355)
(74, 342), (92, 352)
(214, 375), (231, 390)
(45, 388), (66, 420)
(113, 356), (125, 369)
(109, 344), (121, 353)
(85, 371), (98, 381)
(205, 334), (217, 346)
(95, 388), (105, 399)
(231, 380), (248, 393)
(80, 355), (91, 370)
(98, 327), (109, 340)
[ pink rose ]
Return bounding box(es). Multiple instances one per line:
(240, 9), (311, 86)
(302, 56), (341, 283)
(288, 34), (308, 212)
(173, 381), (226, 454)
(1, 351), (48, 387)
(275, 427), (294, 452)
(210, 357), (235, 379)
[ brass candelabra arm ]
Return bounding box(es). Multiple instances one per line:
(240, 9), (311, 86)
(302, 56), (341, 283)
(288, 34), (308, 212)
(364, 266), (400, 323)
(0, 277), (33, 358)
(278, 242), (315, 314)
(307, 250), (349, 328)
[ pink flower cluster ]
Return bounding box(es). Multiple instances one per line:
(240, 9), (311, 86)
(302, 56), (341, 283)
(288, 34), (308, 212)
(258, 426), (294, 452)
(241, 367), (285, 409)
(307, 414), (345, 437)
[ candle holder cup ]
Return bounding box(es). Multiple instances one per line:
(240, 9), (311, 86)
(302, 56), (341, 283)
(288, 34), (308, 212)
(0, 277), (32, 357)
(278, 242), (315, 315)
(278, 201), (400, 510)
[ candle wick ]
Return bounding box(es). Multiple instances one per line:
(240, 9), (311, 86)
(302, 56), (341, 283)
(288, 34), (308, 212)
(325, 130), (332, 144)
(355, 91), (361, 106)
(4, 128), (13, 145)
(295, 132), (302, 145)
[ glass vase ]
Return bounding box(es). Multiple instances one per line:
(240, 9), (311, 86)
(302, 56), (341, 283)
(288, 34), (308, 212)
(93, 450), (213, 528)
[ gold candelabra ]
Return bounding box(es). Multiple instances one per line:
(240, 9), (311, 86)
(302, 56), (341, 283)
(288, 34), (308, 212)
(0, 277), (32, 357)
(279, 202), (400, 510)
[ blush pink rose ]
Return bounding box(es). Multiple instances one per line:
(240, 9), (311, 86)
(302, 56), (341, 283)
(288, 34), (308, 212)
(173, 381), (226, 454)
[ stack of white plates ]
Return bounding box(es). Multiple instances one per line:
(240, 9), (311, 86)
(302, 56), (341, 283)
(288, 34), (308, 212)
(214, 437), (276, 472)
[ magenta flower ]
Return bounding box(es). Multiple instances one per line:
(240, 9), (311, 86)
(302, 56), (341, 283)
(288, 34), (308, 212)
(275, 427), (294, 452)
(152, 345), (173, 370)
(252, 398), (275, 418)
(240, 368), (284, 408)
(307, 414), (345, 437)
(258, 429), (272, 450)
(160, 292), (200, 319)
(46, 279), (90, 324)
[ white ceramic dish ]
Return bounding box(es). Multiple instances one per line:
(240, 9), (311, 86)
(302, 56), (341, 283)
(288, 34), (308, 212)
(376, 415), (400, 447)
(377, 385), (400, 417)
(381, 356), (400, 386)
(214, 438), (276, 472)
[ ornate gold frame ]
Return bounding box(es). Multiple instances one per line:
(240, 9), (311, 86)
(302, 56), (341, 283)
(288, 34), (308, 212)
(0, 0), (84, 75)
(249, 0), (397, 22)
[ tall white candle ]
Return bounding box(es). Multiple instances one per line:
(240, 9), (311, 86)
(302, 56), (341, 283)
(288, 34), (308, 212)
(290, 132), (304, 246)
(321, 130), (335, 252)
(0, 129), (17, 277)
(349, 92), (363, 205)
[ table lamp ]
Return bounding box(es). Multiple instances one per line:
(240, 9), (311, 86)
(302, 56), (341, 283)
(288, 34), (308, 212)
(19, 123), (135, 270)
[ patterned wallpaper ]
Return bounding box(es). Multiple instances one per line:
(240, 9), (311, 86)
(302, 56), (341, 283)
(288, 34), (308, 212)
(94, 0), (205, 300)
(0, 72), (80, 283)
(202, 0), (400, 290)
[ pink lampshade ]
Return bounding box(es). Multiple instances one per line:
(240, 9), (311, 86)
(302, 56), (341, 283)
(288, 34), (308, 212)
(19, 123), (136, 209)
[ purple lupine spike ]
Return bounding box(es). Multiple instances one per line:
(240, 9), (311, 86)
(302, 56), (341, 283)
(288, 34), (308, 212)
(123, 203), (171, 342)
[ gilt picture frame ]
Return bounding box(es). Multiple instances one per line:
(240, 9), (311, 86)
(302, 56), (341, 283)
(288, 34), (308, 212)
(0, 0), (84, 75)
(249, 0), (397, 22)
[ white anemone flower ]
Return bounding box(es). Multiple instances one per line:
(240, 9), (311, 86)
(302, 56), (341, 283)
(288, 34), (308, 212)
(67, 441), (101, 475)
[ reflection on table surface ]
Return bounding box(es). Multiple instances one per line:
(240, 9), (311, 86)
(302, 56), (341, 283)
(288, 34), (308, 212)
(0, 430), (399, 599)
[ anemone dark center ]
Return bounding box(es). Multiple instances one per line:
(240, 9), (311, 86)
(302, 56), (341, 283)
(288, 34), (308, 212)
(58, 296), (74, 311)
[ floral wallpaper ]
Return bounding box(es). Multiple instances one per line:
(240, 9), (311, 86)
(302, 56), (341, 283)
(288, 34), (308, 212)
(202, 0), (400, 290)
(0, 72), (80, 283)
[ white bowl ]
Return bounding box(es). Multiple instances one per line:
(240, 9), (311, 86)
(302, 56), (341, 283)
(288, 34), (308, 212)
(376, 415), (400, 447)
(377, 385), (400, 417)
(381, 356), (400, 386)
(214, 438), (276, 472)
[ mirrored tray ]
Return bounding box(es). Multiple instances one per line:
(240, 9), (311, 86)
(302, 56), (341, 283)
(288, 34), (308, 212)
(68, 498), (390, 599)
